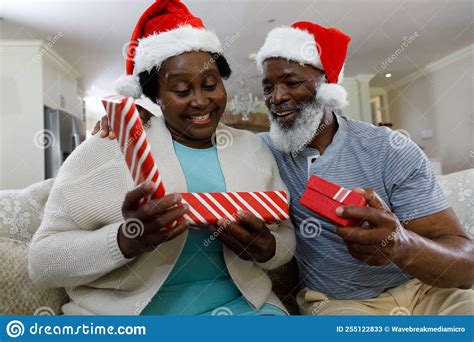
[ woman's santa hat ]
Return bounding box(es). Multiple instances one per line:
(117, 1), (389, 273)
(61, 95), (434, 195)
(116, 0), (223, 98)
(256, 21), (351, 109)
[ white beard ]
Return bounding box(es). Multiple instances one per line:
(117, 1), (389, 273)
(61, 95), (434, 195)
(268, 99), (324, 154)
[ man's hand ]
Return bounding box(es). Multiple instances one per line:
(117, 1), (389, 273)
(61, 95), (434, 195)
(91, 114), (116, 139)
(334, 187), (474, 288)
(208, 211), (276, 263)
(334, 188), (413, 266)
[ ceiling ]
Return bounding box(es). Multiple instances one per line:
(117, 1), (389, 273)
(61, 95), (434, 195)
(1, 0), (473, 98)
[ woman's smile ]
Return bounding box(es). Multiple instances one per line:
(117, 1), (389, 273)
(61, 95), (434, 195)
(186, 108), (218, 127)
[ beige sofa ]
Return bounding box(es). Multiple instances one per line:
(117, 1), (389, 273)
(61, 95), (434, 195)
(1, 170), (472, 315)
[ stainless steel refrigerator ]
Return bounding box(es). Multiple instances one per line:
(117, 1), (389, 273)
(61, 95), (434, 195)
(44, 107), (86, 179)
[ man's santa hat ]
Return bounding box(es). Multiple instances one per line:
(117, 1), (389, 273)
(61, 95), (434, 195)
(116, 0), (223, 98)
(256, 21), (351, 109)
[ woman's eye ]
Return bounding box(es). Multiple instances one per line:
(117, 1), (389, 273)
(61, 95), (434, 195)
(263, 86), (272, 94)
(174, 89), (190, 97)
(203, 84), (217, 91)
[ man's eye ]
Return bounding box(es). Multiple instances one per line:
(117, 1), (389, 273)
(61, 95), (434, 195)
(286, 81), (302, 88)
(263, 86), (273, 94)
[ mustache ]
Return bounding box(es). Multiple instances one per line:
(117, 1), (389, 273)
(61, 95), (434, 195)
(270, 104), (299, 113)
(270, 98), (319, 113)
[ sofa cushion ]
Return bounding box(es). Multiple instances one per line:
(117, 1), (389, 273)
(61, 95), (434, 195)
(0, 237), (67, 315)
(0, 179), (54, 241)
(437, 169), (474, 238)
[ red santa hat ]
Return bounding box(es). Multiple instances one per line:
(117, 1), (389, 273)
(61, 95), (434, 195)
(116, 0), (223, 98)
(256, 21), (351, 109)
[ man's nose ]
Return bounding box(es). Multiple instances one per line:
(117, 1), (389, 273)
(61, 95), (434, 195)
(271, 84), (290, 105)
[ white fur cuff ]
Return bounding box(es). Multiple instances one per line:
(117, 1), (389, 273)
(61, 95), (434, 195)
(134, 25), (223, 76)
(256, 27), (322, 72)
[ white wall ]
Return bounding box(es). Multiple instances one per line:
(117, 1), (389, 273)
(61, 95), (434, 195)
(0, 44), (45, 189)
(342, 75), (374, 123)
(386, 45), (473, 174)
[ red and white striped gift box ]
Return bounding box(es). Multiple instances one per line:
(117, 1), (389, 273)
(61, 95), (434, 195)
(181, 191), (289, 224)
(102, 95), (165, 202)
(102, 95), (290, 225)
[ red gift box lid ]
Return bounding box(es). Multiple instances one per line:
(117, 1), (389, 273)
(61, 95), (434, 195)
(300, 176), (368, 227)
(305, 176), (367, 206)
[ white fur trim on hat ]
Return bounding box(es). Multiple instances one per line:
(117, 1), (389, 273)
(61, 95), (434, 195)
(256, 26), (346, 85)
(115, 74), (142, 98)
(316, 83), (348, 109)
(134, 25), (223, 75)
(256, 26), (322, 73)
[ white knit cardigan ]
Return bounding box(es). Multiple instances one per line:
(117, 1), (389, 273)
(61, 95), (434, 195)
(28, 114), (296, 315)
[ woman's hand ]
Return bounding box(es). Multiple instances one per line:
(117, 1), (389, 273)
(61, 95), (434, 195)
(118, 182), (190, 259)
(208, 211), (276, 263)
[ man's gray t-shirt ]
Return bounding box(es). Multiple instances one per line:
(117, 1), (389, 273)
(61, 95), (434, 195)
(260, 114), (450, 300)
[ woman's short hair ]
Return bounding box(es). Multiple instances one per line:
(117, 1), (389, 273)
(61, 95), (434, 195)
(138, 53), (232, 104)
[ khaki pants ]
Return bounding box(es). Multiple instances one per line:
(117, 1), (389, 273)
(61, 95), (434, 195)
(297, 279), (474, 315)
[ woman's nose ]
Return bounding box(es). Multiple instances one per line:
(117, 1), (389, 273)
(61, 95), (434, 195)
(190, 89), (210, 109)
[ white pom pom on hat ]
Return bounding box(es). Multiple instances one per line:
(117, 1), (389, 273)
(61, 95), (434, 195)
(316, 83), (349, 109)
(115, 74), (142, 98)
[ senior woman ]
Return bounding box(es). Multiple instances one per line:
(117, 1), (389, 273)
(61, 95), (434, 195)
(28, 0), (295, 315)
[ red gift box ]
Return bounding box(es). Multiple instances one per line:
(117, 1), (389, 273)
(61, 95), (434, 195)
(300, 176), (367, 227)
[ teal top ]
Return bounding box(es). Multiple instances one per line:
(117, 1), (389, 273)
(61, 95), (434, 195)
(141, 141), (286, 316)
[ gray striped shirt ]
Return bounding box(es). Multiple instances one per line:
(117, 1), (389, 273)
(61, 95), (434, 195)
(260, 114), (449, 300)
